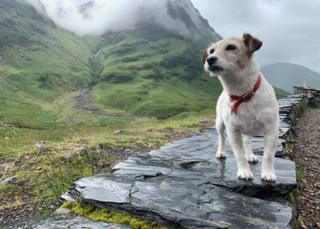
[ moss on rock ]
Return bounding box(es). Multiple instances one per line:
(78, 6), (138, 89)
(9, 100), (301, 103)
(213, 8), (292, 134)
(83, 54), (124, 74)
(62, 201), (169, 229)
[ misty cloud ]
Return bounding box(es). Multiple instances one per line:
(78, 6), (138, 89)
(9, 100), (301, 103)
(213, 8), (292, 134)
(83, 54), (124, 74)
(25, 0), (203, 37)
(26, 0), (169, 36)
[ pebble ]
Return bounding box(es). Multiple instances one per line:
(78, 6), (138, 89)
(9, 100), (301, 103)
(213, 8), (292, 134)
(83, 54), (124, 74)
(54, 208), (71, 215)
(0, 162), (14, 171)
(0, 175), (18, 185)
(113, 130), (122, 135)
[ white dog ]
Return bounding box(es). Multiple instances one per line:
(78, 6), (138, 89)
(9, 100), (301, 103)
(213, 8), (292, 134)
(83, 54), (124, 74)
(203, 33), (279, 182)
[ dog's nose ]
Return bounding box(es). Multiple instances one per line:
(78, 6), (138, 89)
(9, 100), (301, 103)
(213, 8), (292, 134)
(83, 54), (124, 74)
(207, 57), (217, 66)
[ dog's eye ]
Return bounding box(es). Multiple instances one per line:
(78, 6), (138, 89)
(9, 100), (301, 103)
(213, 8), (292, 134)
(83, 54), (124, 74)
(225, 45), (237, 51)
(209, 49), (215, 54)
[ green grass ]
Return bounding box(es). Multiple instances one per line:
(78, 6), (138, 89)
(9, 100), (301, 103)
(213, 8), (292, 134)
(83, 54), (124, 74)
(93, 77), (220, 119)
(296, 170), (304, 182)
(274, 87), (290, 98)
(308, 100), (320, 108)
(0, 109), (214, 216)
(0, 110), (214, 221)
(0, 108), (214, 158)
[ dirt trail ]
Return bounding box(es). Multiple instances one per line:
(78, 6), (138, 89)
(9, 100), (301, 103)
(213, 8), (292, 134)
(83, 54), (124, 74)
(293, 107), (320, 228)
(74, 88), (132, 118)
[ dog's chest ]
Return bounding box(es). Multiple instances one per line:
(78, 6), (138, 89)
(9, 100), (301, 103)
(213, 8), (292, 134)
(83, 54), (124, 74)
(232, 113), (264, 134)
(223, 99), (266, 135)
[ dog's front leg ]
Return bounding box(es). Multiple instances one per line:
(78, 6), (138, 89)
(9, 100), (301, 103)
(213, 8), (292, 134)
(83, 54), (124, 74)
(227, 129), (253, 180)
(216, 116), (226, 159)
(243, 135), (258, 163)
(261, 133), (277, 182)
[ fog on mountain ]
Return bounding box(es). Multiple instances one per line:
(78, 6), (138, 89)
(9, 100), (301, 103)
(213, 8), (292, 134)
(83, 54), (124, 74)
(24, 0), (217, 38)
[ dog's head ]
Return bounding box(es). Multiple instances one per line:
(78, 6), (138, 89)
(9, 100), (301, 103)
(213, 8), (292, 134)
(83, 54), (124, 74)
(203, 33), (262, 76)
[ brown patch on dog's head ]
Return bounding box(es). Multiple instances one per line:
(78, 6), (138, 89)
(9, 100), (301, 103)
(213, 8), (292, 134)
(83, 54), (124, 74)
(202, 42), (213, 64)
(242, 33), (262, 57)
(202, 50), (208, 64)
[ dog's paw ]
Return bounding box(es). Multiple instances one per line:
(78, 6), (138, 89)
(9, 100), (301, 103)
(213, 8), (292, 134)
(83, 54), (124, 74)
(246, 154), (258, 164)
(237, 168), (253, 180)
(261, 171), (277, 182)
(215, 151), (226, 159)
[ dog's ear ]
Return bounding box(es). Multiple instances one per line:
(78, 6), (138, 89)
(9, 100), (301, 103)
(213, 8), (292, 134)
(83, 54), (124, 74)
(243, 33), (262, 56)
(202, 49), (208, 64)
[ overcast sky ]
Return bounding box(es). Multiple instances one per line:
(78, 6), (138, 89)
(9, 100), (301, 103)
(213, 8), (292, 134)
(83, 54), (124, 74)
(191, 0), (320, 72)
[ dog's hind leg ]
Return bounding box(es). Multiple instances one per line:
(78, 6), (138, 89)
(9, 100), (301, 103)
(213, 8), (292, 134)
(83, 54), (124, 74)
(243, 135), (258, 163)
(227, 129), (253, 180)
(215, 115), (226, 159)
(261, 132), (277, 182)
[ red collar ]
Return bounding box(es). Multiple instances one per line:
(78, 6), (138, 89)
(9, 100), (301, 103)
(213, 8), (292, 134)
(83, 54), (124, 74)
(229, 74), (262, 114)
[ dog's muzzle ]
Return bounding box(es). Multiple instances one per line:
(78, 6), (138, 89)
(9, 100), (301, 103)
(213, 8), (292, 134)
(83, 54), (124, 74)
(207, 57), (223, 72)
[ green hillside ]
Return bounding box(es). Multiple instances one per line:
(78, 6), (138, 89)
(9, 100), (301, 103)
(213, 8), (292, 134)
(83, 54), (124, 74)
(87, 26), (222, 120)
(0, 0), (92, 128)
(0, 0), (223, 128)
(0, 0), (289, 129)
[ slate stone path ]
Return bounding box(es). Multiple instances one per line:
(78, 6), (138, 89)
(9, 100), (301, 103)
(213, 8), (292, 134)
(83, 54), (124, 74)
(38, 95), (304, 229)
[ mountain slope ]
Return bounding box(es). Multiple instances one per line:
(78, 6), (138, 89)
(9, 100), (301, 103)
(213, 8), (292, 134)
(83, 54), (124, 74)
(0, 0), (92, 128)
(86, 25), (222, 119)
(78, 0), (223, 119)
(0, 0), (224, 126)
(262, 63), (320, 92)
(0, 0), (288, 128)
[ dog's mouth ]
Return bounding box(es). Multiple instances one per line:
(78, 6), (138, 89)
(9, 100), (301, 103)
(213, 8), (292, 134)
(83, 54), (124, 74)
(209, 65), (223, 72)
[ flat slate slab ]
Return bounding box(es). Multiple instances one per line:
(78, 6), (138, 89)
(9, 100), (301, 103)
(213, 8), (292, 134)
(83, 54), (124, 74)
(60, 95), (304, 228)
(32, 215), (131, 229)
(64, 175), (293, 228)
(6, 214), (131, 229)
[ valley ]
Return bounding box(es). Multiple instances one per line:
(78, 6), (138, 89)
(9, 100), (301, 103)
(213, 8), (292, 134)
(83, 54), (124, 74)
(0, 0), (292, 226)
(0, 1), (222, 222)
